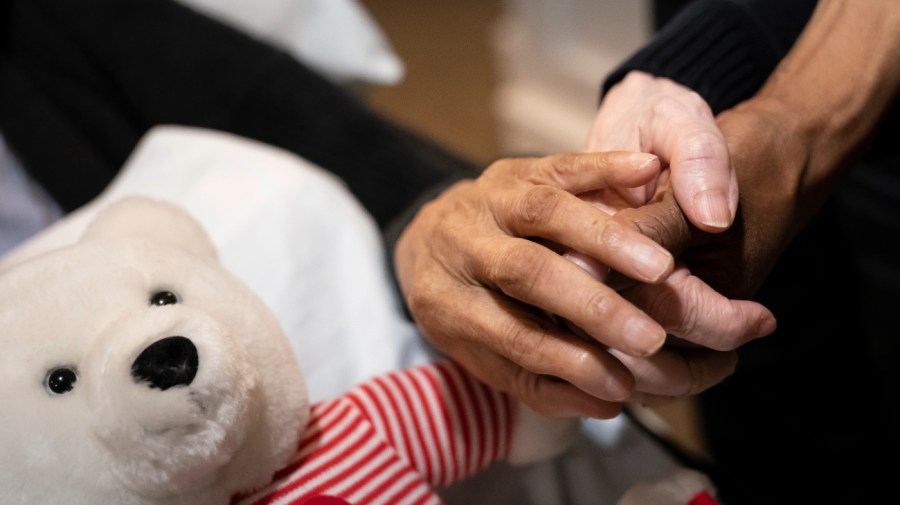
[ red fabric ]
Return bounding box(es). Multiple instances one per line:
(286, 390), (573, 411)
(297, 496), (350, 505)
(688, 491), (720, 505)
(233, 361), (515, 505)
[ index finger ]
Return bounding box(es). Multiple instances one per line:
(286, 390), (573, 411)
(519, 151), (662, 195)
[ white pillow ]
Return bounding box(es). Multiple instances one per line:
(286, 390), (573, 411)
(176, 0), (404, 85)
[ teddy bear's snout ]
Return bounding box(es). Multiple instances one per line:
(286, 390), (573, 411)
(131, 336), (199, 391)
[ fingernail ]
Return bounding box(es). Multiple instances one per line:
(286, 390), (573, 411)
(624, 317), (665, 356)
(756, 313), (778, 338)
(693, 190), (731, 229)
(634, 153), (659, 171)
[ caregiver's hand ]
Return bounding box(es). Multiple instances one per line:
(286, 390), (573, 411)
(394, 151), (676, 419)
(573, 71), (775, 406)
(586, 70), (736, 232)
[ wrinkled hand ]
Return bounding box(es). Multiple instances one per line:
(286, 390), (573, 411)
(577, 71), (776, 405)
(394, 151), (678, 419)
(610, 261), (775, 406)
(622, 98), (812, 302)
(616, 0), (900, 406)
(394, 148), (777, 417)
(596, 97), (818, 404)
(568, 225), (776, 405)
(587, 71), (737, 232)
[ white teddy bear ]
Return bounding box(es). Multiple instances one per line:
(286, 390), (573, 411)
(0, 196), (577, 505)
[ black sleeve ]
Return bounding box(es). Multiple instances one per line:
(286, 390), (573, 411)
(0, 0), (479, 229)
(602, 0), (818, 114)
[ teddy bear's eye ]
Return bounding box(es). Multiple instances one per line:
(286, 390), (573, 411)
(150, 290), (180, 306)
(45, 367), (78, 395)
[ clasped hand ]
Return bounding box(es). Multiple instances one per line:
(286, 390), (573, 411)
(394, 71), (779, 418)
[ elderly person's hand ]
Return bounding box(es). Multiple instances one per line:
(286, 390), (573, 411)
(571, 70), (776, 406)
(394, 151), (773, 418)
(616, 0), (900, 303)
(586, 71), (736, 232)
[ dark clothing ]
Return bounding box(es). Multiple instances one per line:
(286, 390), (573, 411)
(0, 0), (480, 240)
(605, 0), (817, 114)
(606, 1), (900, 503)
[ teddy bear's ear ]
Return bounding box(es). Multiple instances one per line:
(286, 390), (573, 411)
(81, 196), (218, 261)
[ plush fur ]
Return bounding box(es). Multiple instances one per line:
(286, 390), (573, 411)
(0, 197), (575, 504)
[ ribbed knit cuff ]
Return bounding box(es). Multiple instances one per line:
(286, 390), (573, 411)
(602, 0), (786, 114)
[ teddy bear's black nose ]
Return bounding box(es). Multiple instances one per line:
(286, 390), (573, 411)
(131, 336), (199, 391)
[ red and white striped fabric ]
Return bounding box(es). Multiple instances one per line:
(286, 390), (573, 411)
(233, 361), (516, 505)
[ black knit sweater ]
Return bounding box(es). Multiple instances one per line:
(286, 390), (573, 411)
(603, 0), (817, 114)
(0, 0), (480, 234)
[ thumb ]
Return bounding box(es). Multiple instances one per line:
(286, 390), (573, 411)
(662, 126), (737, 233)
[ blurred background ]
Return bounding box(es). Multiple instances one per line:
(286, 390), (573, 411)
(361, 0), (710, 466)
(364, 0), (650, 163)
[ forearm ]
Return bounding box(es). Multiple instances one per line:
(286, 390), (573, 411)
(745, 0), (900, 204)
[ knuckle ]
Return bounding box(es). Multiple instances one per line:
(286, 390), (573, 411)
(597, 219), (628, 250)
(546, 152), (580, 175)
(482, 158), (512, 179)
(679, 278), (742, 351)
(568, 347), (594, 371)
(680, 130), (728, 167)
(483, 242), (544, 294)
(650, 93), (689, 118)
(405, 280), (437, 318)
(512, 367), (541, 400)
(640, 285), (682, 332)
(514, 371), (567, 419)
(404, 281), (446, 334)
(515, 185), (563, 226)
(705, 306), (744, 351)
(678, 87), (711, 112)
(621, 70), (647, 87)
(582, 289), (616, 322)
(652, 86), (709, 116)
(529, 152), (583, 186)
(499, 317), (547, 368)
(645, 272), (748, 349)
(671, 283), (706, 337)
